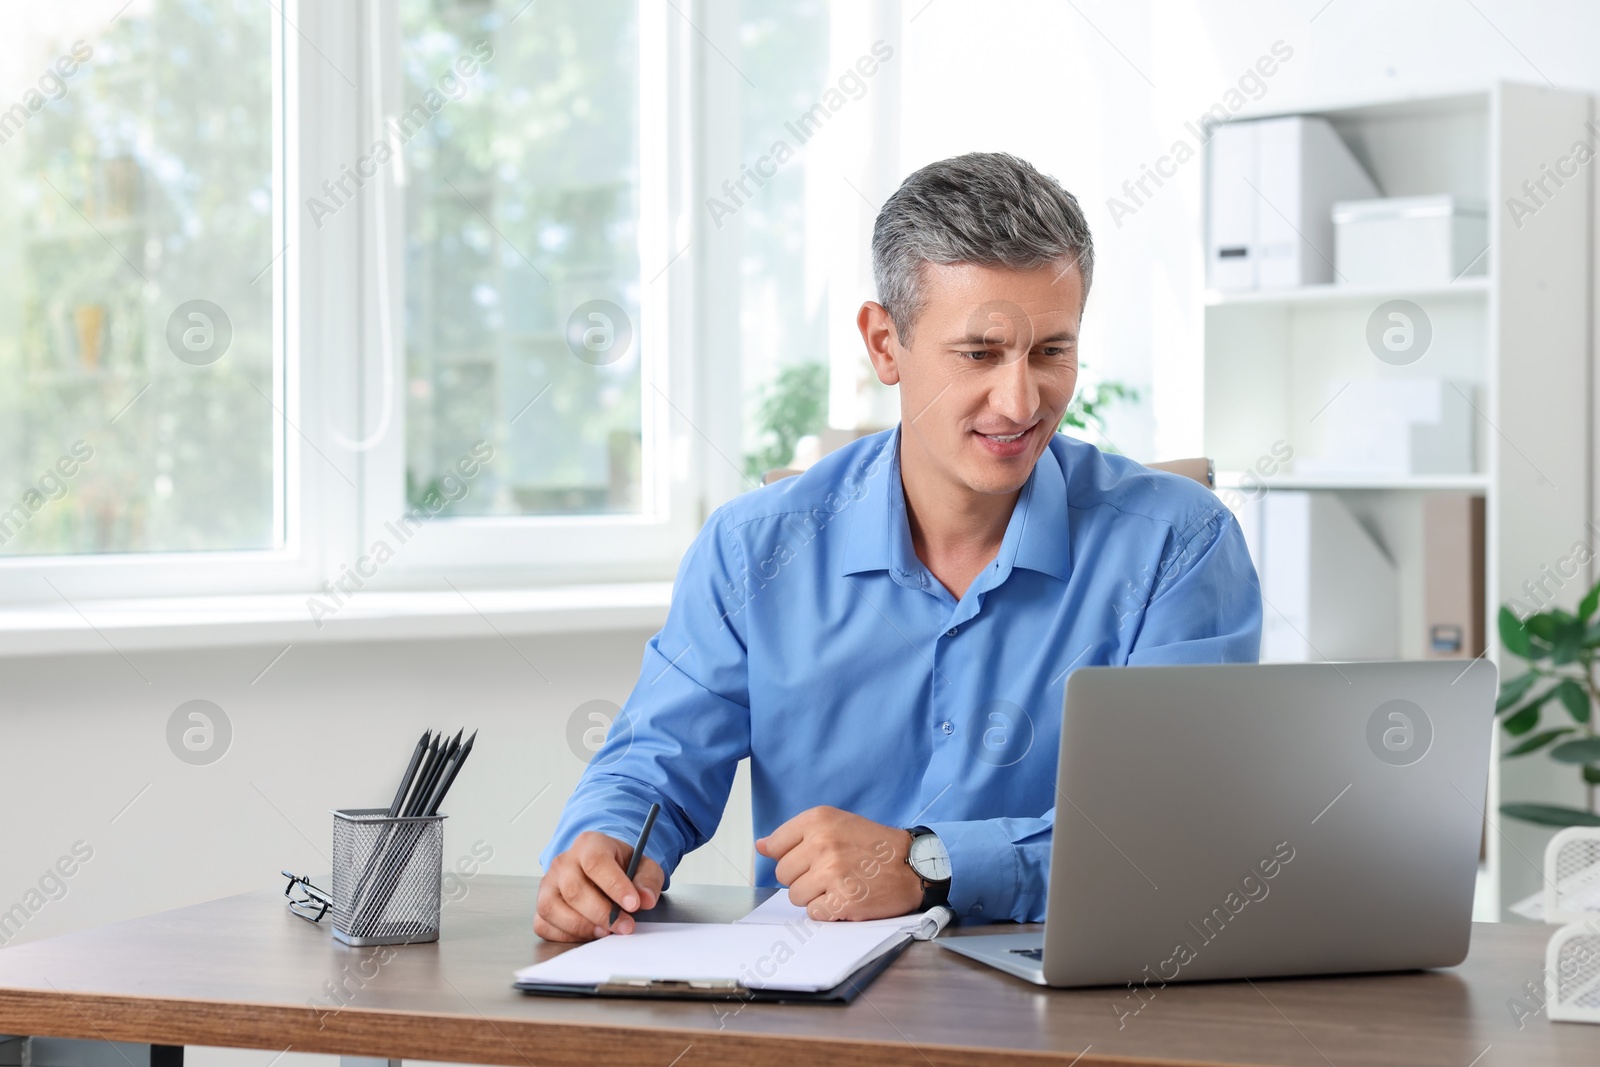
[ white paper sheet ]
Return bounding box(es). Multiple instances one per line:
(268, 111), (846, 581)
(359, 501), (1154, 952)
(736, 892), (954, 939)
(515, 921), (907, 993)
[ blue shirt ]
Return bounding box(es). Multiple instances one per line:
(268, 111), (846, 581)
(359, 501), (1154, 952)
(541, 427), (1262, 922)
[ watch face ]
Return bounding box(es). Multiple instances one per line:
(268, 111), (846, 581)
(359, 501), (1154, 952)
(909, 832), (951, 881)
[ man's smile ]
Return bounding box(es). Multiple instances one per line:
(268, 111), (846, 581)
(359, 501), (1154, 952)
(973, 419), (1043, 457)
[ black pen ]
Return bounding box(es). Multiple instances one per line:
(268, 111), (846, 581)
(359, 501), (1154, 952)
(609, 802), (660, 927)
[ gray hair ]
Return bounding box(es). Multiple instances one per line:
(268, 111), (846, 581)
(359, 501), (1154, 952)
(871, 152), (1094, 344)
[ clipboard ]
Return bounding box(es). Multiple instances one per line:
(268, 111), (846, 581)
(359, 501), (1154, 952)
(513, 933), (912, 1004)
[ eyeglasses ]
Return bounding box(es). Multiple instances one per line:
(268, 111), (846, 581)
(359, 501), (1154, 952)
(282, 870), (333, 924)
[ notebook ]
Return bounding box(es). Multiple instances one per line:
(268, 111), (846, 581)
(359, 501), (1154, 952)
(513, 895), (954, 1002)
(734, 891), (955, 939)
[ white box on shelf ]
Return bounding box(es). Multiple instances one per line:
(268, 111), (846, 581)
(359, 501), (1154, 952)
(1333, 195), (1488, 286)
(1206, 115), (1380, 291)
(1296, 378), (1477, 478)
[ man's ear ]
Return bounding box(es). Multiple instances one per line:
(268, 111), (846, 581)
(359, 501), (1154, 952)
(858, 301), (903, 386)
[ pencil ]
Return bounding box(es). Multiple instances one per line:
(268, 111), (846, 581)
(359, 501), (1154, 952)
(387, 729), (431, 817)
(424, 730), (475, 816)
(356, 729), (478, 934)
(352, 730), (432, 916)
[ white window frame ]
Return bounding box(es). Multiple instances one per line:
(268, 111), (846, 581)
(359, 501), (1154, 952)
(0, 1), (355, 607)
(0, 0), (732, 607)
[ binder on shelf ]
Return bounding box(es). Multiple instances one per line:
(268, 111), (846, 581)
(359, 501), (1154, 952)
(1208, 119), (1259, 290)
(1207, 115), (1380, 290)
(1423, 493), (1486, 659)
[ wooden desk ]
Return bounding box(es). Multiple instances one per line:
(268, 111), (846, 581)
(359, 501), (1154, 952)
(0, 874), (1593, 1067)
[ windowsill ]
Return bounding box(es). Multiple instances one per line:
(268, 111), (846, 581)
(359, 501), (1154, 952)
(0, 583), (674, 657)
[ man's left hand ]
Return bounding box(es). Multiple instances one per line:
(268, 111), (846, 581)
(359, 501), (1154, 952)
(755, 806), (924, 920)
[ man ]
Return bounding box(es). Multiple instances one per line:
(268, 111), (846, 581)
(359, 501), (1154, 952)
(536, 152), (1261, 942)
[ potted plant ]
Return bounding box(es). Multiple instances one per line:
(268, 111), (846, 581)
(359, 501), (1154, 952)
(1497, 583), (1600, 827)
(1059, 375), (1140, 446)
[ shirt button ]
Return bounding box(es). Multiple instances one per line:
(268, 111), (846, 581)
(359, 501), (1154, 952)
(945, 627), (958, 637)
(970, 902), (984, 916)
(940, 720), (954, 735)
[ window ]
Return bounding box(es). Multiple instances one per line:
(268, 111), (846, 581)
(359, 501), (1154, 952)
(353, 0), (696, 579)
(0, 1), (280, 558)
(0, 0), (848, 601)
(736, 2), (832, 480)
(730, 1), (903, 481)
(398, 0), (646, 519)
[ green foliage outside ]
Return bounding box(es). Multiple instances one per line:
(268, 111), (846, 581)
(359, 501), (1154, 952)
(2, 1), (275, 554)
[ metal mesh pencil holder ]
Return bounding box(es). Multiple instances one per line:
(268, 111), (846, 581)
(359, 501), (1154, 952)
(330, 807), (446, 946)
(1538, 828), (1600, 1023)
(1546, 923), (1600, 1022)
(1545, 827), (1600, 924)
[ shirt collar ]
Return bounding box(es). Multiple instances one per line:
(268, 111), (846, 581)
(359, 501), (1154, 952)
(839, 425), (1072, 583)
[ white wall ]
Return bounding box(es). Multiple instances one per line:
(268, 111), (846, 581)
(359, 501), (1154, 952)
(0, 630), (753, 1067)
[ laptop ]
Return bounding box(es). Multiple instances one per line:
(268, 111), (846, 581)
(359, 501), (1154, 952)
(936, 660), (1496, 987)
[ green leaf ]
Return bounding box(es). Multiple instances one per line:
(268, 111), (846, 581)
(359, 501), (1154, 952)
(1527, 614), (1563, 642)
(742, 362), (829, 482)
(1549, 738), (1600, 764)
(1501, 802), (1600, 827)
(1503, 727), (1576, 758)
(1551, 616), (1587, 665)
(1059, 377), (1140, 436)
(1500, 607), (1536, 659)
(1584, 766), (1600, 785)
(1555, 678), (1593, 724)
(1502, 702), (1543, 736)
(1586, 620), (1600, 648)
(1497, 671), (1540, 712)
(1580, 582), (1600, 622)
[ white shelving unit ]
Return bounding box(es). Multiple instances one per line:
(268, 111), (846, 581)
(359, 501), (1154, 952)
(1201, 84), (1593, 918)
(1204, 277), (1492, 308)
(1214, 472), (1492, 493)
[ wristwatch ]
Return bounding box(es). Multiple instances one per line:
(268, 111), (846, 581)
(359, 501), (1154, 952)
(904, 825), (952, 909)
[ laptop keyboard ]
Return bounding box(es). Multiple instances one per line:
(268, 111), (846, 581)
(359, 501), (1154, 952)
(1009, 947), (1044, 961)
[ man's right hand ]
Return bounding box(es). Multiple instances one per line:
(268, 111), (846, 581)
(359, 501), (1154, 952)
(534, 830), (666, 942)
